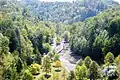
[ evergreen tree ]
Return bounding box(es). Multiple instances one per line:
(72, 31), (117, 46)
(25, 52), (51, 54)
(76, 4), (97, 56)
(104, 52), (114, 64)
(89, 61), (100, 79)
(0, 33), (9, 80)
(75, 64), (88, 80)
(68, 71), (75, 80)
(77, 59), (83, 66)
(84, 56), (92, 68)
(115, 55), (120, 65)
(42, 55), (51, 76)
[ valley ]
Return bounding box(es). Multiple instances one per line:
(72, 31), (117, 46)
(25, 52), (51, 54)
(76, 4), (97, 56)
(0, 0), (120, 80)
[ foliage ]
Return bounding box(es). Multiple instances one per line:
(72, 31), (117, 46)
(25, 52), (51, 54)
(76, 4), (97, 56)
(23, 69), (34, 80)
(34, 53), (42, 64)
(47, 52), (54, 59)
(75, 64), (88, 80)
(0, 0), (120, 80)
(0, 33), (9, 55)
(29, 63), (40, 75)
(22, 0), (118, 24)
(89, 61), (101, 79)
(43, 43), (51, 53)
(56, 37), (61, 45)
(84, 56), (92, 68)
(42, 56), (51, 75)
(104, 52), (114, 64)
(114, 55), (120, 65)
(69, 6), (120, 60)
(108, 17), (120, 37)
(54, 54), (60, 61)
(55, 60), (61, 68)
(77, 59), (83, 66)
(67, 71), (75, 80)
(63, 31), (70, 43)
(117, 62), (120, 78)
(0, 33), (11, 80)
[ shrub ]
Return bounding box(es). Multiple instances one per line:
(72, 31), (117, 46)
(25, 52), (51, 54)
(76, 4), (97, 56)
(29, 63), (40, 75)
(55, 60), (61, 68)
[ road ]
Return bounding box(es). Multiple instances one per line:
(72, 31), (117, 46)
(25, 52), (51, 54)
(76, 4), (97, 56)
(51, 38), (77, 72)
(60, 56), (76, 72)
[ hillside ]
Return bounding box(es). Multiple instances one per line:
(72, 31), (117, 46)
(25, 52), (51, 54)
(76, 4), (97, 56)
(16, 0), (119, 24)
(0, 0), (118, 24)
(22, 0), (119, 24)
(1, 0), (120, 80)
(69, 6), (120, 60)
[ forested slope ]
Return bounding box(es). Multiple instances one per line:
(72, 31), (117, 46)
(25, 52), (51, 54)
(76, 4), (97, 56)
(69, 6), (120, 61)
(0, 0), (68, 79)
(1, 0), (120, 80)
(20, 0), (119, 24)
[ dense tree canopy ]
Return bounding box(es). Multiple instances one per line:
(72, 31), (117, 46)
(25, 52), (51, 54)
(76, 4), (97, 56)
(69, 6), (120, 61)
(1, 0), (120, 80)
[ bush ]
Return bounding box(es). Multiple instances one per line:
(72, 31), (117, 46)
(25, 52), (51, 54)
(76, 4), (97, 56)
(55, 60), (61, 68)
(29, 63), (40, 75)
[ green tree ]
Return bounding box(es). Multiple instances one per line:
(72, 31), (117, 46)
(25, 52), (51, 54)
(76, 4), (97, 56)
(68, 71), (75, 80)
(19, 34), (34, 66)
(93, 30), (109, 48)
(43, 43), (51, 53)
(108, 17), (120, 37)
(104, 52), (114, 64)
(35, 53), (42, 64)
(114, 55), (120, 65)
(75, 64), (88, 80)
(116, 62), (120, 79)
(0, 33), (9, 55)
(63, 31), (70, 43)
(47, 52), (54, 59)
(102, 34), (120, 56)
(42, 55), (51, 75)
(89, 61), (100, 79)
(23, 70), (34, 80)
(77, 59), (83, 66)
(84, 56), (92, 68)
(0, 33), (10, 79)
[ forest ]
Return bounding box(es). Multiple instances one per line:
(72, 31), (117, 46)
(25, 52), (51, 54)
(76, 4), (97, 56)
(0, 0), (120, 80)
